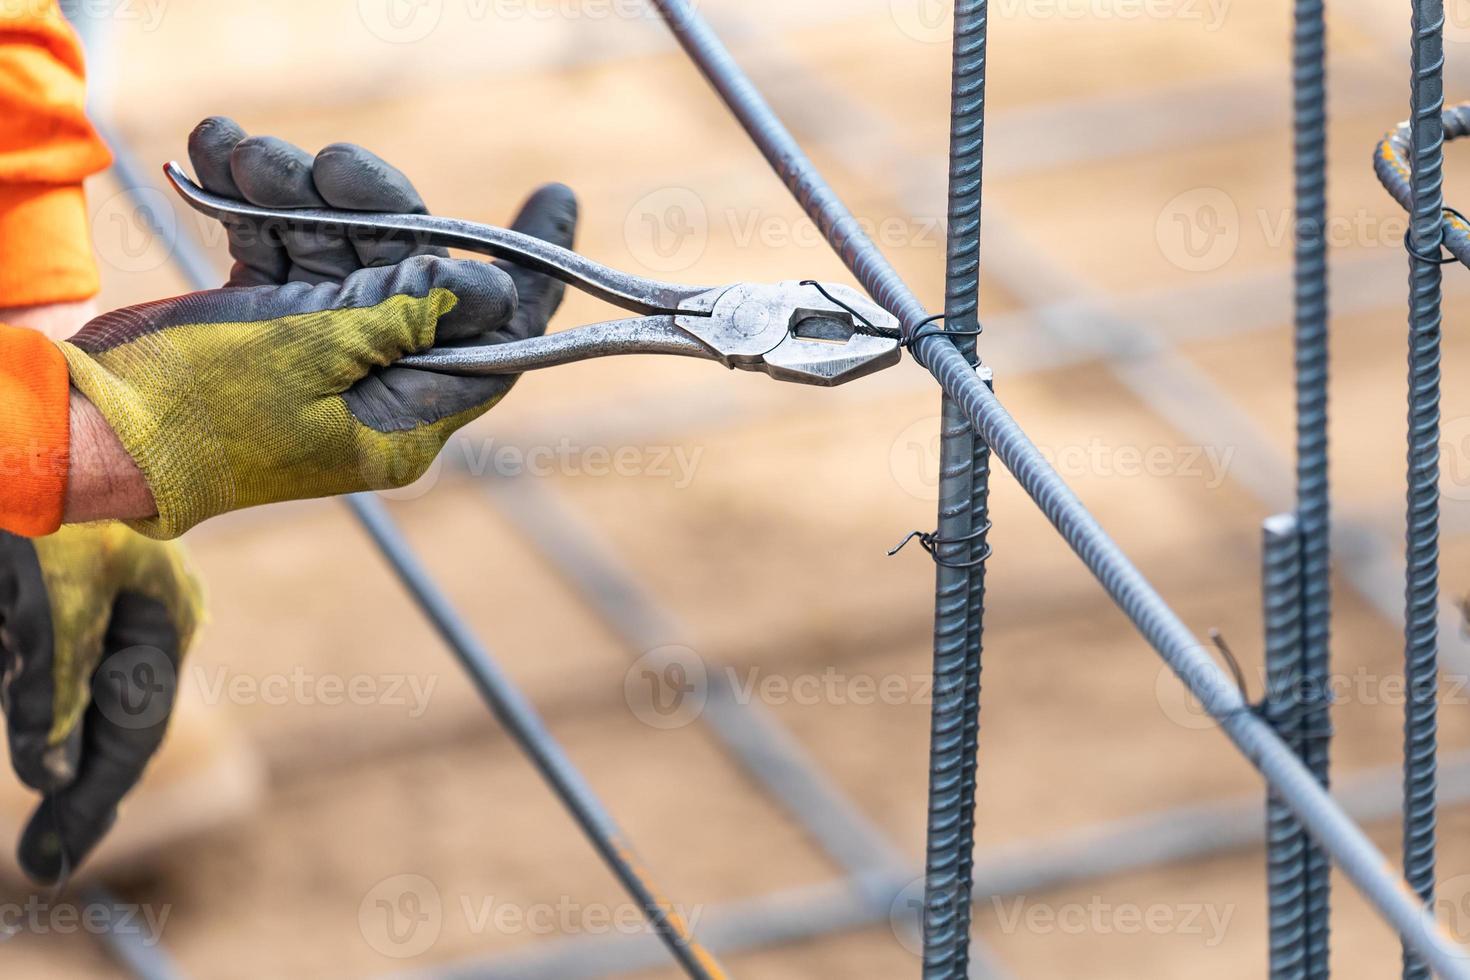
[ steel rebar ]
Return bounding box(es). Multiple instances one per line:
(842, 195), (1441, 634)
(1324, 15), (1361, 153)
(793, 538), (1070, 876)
(1291, 0), (1333, 968)
(1404, 0), (1446, 975)
(647, 1), (1470, 973)
(921, 1), (991, 974)
(1264, 515), (1310, 980)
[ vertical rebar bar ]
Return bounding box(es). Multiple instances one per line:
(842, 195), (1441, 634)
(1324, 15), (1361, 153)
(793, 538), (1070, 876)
(1404, 0), (1445, 976)
(1264, 515), (1309, 980)
(921, 2), (991, 975)
(1291, 0), (1332, 969)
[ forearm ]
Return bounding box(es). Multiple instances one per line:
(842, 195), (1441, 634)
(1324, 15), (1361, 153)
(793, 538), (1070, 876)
(63, 390), (156, 524)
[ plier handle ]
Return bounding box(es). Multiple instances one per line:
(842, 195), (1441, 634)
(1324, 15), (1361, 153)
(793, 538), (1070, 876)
(164, 162), (902, 387)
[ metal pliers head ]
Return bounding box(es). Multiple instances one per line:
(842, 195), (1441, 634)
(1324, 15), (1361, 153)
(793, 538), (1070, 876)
(675, 280), (902, 387)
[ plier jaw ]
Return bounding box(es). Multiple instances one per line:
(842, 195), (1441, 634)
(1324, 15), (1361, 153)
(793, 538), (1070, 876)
(675, 281), (901, 387)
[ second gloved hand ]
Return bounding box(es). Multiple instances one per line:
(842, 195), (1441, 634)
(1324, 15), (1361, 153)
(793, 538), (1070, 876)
(61, 256), (525, 538)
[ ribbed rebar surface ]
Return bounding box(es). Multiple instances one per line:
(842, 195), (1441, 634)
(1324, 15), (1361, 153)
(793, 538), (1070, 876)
(921, 2), (990, 975)
(1264, 516), (1309, 980)
(1290, 0), (1332, 971)
(649, 2), (1470, 974)
(1404, 1), (1445, 977)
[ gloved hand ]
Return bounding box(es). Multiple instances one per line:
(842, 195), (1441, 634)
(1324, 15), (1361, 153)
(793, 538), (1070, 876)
(0, 524), (202, 884)
(60, 118), (579, 540)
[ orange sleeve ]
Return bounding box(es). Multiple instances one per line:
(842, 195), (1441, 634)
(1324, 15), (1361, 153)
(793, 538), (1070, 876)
(0, 323), (69, 537)
(0, 0), (112, 307)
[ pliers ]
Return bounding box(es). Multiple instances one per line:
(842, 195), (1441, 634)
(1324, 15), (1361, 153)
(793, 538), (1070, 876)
(164, 162), (902, 387)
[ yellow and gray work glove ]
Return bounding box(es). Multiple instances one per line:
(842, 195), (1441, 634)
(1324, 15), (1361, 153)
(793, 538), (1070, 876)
(0, 524), (202, 884)
(61, 119), (578, 539)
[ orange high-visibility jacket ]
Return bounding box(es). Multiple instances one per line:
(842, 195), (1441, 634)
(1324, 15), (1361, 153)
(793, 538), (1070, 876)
(0, 1), (112, 536)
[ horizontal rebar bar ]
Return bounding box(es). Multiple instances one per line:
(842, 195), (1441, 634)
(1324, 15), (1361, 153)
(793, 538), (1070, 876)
(647, 1), (1470, 973)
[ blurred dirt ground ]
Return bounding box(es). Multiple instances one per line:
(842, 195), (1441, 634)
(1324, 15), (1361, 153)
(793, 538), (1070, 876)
(6, 0), (1470, 977)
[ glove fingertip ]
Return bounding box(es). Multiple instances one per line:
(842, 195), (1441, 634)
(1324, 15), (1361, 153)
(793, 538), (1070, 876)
(313, 143), (429, 214)
(432, 258), (517, 341)
(510, 182), (579, 247)
(187, 116), (248, 195)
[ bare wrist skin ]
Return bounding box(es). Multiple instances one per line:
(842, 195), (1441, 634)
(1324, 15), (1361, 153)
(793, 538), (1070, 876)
(0, 299), (98, 342)
(63, 390), (157, 523)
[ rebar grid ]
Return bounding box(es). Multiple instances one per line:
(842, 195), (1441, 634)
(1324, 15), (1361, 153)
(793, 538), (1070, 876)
(88, 3), (1470, 975)
(649, 0), (1469, 974)
(1264, 515), (1310, 980)
(1291, 0), (1333, 970)
(922, 1), (990, 974)
(1405, 0), (1447, 976)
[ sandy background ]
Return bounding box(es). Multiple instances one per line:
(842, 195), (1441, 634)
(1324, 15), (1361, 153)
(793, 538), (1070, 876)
(4, 0), (1470, 976)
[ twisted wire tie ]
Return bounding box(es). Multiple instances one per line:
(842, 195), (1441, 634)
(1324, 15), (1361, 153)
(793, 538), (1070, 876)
(888, 521), (993, 569)
(796, 282), (984, 348)
(1210, 629), (1335, 742)
(1404, 206), (1470, 264)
